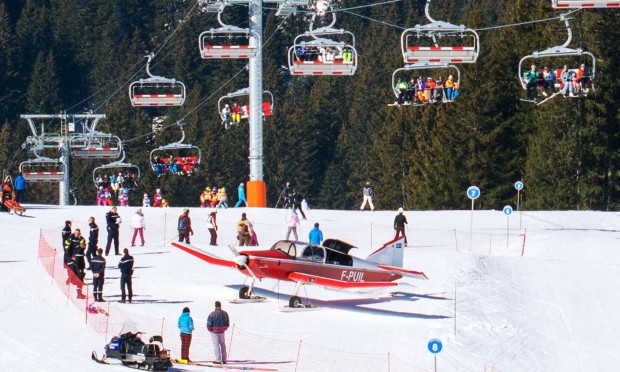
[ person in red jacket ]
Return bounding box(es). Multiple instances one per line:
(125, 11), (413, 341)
(152, 189), (163, 207)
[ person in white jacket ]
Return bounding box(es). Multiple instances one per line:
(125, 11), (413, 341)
(285, 210), (300, 241)
(130, 209), (146, 246)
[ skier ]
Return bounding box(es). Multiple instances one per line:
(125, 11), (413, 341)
(178, 208), (194, 244)
(118, 189), (129, 207)
(97, 186), (106, 206)
(249, 221), (259, 246)
(235, 182), (247, 207)
(207, 301), (230, 365)
(91, 248), (106, 302)
(130, 208), (146, 247)
(118, 248), (134, 303)
(393, 207), (408, 246)
(278, 182), (293, 208)
(142, 193), (151, 207)
(86, 217), (99, 270)
(237, 213), (251, 246)
(292, 190), (306, 219)
(105, 207), (122, 256)
(153, 189), (163, 207)
(178, 307), (194, 362)
(360, 181), (375, 211)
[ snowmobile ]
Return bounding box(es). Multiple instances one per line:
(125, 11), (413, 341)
(92, 329), (172, 371)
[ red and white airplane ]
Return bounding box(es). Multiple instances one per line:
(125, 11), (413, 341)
(171, 237), (427, 308)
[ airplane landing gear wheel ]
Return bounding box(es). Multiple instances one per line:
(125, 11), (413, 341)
(239, 286), (251, 299)
(289, 296), (302, 308)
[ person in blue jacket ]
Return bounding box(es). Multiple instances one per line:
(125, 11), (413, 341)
(178, 307), (194, 362)
(235, 182), (247, 207)
(14, 173), (26, 203)
(308, 223), (323, 245)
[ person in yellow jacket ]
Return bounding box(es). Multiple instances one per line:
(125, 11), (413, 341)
(161, 199), (170, 208)
(216, 188), (228, 209)
(237, 213), (251, 246)
(200, 187), (211, 208)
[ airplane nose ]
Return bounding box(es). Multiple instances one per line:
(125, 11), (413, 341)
(234, 255), (248, 266)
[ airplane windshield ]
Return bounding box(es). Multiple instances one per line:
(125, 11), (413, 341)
(273, 241), (296, 257)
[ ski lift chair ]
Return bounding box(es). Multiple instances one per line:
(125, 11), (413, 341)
(198, 6), (258, 59)
(93, 152), (141, 188)
(70, 133), (122, 159)
(400, 0), (479, 64)
(149, 123), (202, 176)
(129, 54), (186, 107)
(391, 62), (461, 106)
(552, 0), (620, 8)
(19, 158), (65, 183)
(517, 14), (596, 104)
(217, 88), (275, 127)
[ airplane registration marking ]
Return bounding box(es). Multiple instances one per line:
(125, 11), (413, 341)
(341, 270), (364, 282)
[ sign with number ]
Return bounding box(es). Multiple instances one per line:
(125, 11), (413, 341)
(428, 339), (443, 354)
(514, 181), (524, 191)
(503, 205), (513, 216)
(466, 186), (480, 200)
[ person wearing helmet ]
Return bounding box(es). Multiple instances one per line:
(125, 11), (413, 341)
(235, 182), (247, 208)
(393, 207), (408, 246)
(142, 193), (151, 208)
(200, 187), (212, 207)
(178, 208), (194, 243)
(216, 188), (228, 209)
(221, 103), (232, 129)
(153, 188), (163, 207)
(360, 181), (375, 211)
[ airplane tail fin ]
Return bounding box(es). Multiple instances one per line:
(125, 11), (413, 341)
(366, 237), (406, 268)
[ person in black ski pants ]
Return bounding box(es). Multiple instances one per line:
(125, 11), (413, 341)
(118, 248), (134, 303)
(86, 216), (99, 269)
(91, 248), (106, 302)
(292, 190), (306, 220)
(62, 220), (72, 250)
(105, 207), (122, 256)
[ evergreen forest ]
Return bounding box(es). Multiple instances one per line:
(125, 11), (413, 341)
(0, 0), (619, 211)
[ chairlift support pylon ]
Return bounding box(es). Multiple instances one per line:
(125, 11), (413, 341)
(218, 87), (274, 122)
(92, 152), (141, 188)
(288, 12), (358, 76)
(129, 54), (186, 107)
(19, 157), (65, 183)
(199, 5), (259, 59)
(518, 14), (596, 91)
(149, 122), (202, 175)
(391, 62), (461, 106)
(401, 0), (479, 64)
(552, 0), (620, 8)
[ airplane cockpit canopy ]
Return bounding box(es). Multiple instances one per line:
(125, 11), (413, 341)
(322, 239), (357, 255)
(272, 240), (297, 257)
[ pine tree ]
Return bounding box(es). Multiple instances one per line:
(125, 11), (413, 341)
(25, 51), (61, 113)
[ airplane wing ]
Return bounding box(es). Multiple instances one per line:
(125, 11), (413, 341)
(171, 242), (238, 269)
(288, 272), (398, 289)
(377, 264), (428, 280)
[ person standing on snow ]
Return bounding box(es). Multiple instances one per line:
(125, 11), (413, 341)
(237, 213), (251, 246)
(286, 210), (300, 241)
(178, 307), (194, 362)
(130, 208), (146, 247)
(235, 182), (247, 207)
(91, 248), (106, 302)
(152, 189), (163, 207)
(118, 248), (134, 303)
(292, 190), (306, 219)
(14, 172), (26, 203)
(207, 209), (218, 246)
(105, 207), (122, 256)
(308, 223), (323, 245)
(86, 217), (99, 270)
(360, 181), (375, 211)
(207, 301), (230, 365)
(393, 207), (408, 246)
(178, 208), (194, 244)
(142, 193), (151, 207)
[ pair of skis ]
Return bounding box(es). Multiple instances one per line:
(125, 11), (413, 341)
(172, 358), (278, 371)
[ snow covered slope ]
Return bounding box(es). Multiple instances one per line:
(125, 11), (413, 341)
(1, 205), (619, 371)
